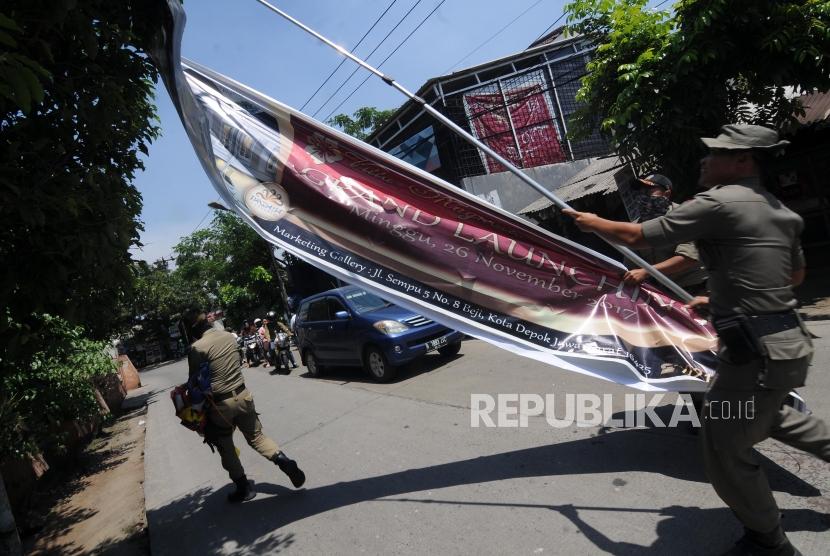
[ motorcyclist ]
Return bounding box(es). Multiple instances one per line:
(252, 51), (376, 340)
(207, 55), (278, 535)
(239, 321), (258, 367)
(254, 318), (271, 368)
(266, 311), (298, 371)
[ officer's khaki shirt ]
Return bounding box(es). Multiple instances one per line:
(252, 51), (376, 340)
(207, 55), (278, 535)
(188, 328), (245, 395)
(631, 203), (708, 288)
(641, 177), (812, 384)
(641, 177), (805, 317)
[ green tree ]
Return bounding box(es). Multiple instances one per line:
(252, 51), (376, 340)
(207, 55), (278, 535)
(173, 210), (286, 327)
(564, 0), (830, 197)
(1, 315), (116, 461)
(0, 1), (166, 351)
(130, 259), (211, 322)
(0, 3), (168, 538)
(328, 106), (396, 140)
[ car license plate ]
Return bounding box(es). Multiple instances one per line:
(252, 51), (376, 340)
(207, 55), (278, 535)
(425, 336), (448, 351)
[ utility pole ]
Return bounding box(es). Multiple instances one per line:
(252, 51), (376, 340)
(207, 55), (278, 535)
(156, 256), (175, 267)
(269, 247), (292, 322)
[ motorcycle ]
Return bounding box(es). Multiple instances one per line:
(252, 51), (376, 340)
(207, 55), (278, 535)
(243, 334), (262, 366)
(274, 332), (292, 373)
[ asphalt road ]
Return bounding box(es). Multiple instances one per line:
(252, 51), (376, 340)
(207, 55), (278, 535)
(139, 322), (830, 555)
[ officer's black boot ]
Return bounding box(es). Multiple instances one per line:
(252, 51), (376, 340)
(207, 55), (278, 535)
(273, 451), (306, 488)
(227, 475), (255, 503)
(724, 525), (802, 556)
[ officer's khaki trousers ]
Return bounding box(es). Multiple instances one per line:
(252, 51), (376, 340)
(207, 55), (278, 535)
(702, 359), (830, 533)
(209, 389), (280, 480)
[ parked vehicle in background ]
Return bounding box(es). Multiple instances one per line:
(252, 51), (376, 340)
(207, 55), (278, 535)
(294, 286), (464, 382)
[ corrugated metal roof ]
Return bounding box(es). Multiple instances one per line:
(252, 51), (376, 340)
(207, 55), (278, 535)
(797, 90), (830, 124)
(517, 156), (631, 215)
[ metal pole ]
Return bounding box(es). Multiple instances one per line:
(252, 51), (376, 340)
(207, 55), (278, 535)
(252, 0), (693, 303)
(497, 79), (524, 166)
(269, 247), (293, 321)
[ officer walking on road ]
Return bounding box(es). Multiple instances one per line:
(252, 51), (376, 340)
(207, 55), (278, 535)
(181, 308), (306, 502)
(563, 124), (830, 556)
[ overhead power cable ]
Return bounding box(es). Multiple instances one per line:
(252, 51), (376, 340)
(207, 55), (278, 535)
(530, 11), (567, 46)
(323, 0), (447, 123)
(442, 0), (546, 75)
(189, 207), (213, 236)
(311, 0), (425, 118)
(254, 0), (695, 301)
(300, 0), (399, 111)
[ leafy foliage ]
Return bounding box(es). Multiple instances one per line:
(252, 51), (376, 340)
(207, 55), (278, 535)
(129, 259), (211, 327)
(173, 210), (286, 327)
(127, 210), (340, 333)
(328, 106), (396, 140)
(0, 1), (168, 466)
(564, 0), (830, 196)
(0, 0), (166, 355)
(1, 315), (115, 460)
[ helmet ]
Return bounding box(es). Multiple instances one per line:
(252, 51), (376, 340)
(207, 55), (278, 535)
(254, 318), (262, 326)
(266, 311), (277, 319)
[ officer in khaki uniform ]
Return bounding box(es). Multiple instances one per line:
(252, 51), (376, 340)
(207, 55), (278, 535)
(564, 124), (830, 555)
(182, 308), (306, 502)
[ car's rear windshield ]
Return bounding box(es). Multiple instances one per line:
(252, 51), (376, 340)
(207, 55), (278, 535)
(344, 288), (390, 314)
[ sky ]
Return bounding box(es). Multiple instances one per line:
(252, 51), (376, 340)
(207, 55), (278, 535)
(132, 0), (570, 263)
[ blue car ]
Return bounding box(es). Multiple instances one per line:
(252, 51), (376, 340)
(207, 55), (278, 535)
(295, 285), (464, 382)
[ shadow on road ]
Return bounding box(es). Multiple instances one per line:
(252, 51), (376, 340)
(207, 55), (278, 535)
(296, 351), (465, 384)
(148, 426), (827, 554)
(376, 500), (828, 555)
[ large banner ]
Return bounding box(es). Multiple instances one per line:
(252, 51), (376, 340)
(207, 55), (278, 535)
(153, 3), (717, 392)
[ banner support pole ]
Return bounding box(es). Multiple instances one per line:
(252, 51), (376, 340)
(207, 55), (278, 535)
(252, 0), (694, 303)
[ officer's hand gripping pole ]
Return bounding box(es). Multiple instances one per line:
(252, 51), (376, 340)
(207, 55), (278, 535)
(253, 0), (694, 304)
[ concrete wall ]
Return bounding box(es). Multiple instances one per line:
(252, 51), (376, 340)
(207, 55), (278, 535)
(460, 158), (593, 214)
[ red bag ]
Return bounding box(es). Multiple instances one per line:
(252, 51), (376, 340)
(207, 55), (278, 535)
(170, 384), (207, 434)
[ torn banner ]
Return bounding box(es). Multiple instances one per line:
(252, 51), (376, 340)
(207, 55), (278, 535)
(153, 3), (717, 392)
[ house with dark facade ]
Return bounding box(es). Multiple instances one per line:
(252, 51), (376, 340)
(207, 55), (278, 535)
(776, 90), (830, 259)
(365, 28), (634, 260)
